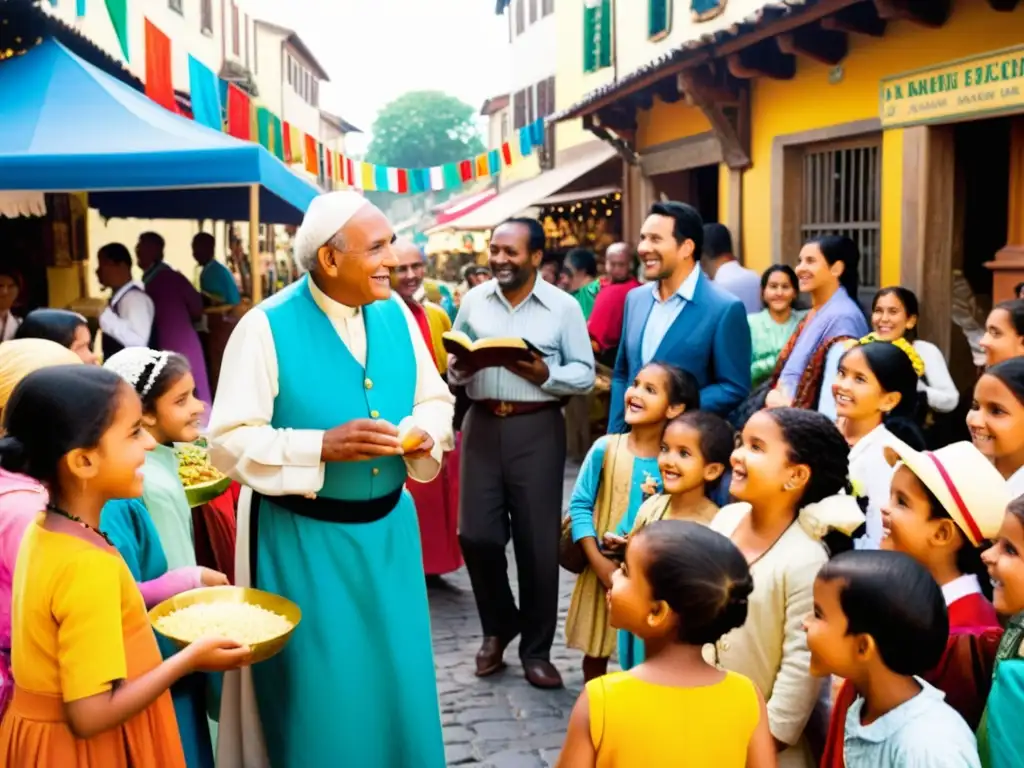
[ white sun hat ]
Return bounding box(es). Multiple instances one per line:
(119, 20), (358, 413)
(883, 437), (1010, 546)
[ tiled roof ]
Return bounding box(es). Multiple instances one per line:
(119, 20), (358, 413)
(549, 0), (812, 123)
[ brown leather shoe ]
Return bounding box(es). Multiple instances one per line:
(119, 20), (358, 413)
(523, 659), (564, 689)
(475, 635), (515, 677)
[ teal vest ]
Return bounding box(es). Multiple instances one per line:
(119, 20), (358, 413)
(263, 276), (415, 501)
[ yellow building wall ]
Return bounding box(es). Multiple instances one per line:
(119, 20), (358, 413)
(636, 99), (712, 150)
(742, 0), (1024, 278)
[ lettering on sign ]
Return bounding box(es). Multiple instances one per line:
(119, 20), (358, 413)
(880, 46), (1024, 128)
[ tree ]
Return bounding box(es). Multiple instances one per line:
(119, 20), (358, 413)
(365, 91), (484, 170)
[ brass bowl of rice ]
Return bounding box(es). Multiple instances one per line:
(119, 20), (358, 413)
(149, 586), (301, 664)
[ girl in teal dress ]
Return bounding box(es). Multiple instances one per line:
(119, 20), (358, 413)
(101, 348), (229, 768)
(565, 362), (699, 681)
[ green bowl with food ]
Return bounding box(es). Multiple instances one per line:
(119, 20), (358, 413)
(177, 442), (231, 508)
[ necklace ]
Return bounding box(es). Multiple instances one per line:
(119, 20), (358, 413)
(46, 503), (114, 547)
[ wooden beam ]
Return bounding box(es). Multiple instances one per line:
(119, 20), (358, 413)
(727, 43), (796, 80)
(874, 0), (951, 27)
(776, 24), (848, 66)
(596, 105), (637, 132)
(632, 90), (655, 112)
(677, 69), (751, 170)
(821, 3), (887, 37)
(655, 78), (682, 104)
(986, 0), (1020, 10)
(676, 68), (738, 104)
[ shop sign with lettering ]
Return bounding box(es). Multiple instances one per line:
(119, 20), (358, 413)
(880, 45), (1024, 128)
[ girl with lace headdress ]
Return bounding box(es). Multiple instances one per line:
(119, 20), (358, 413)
(100, 348), (228, 768)
(710, 408), (865, 768)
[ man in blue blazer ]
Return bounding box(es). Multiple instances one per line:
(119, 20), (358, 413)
(608, 201), (751, 432)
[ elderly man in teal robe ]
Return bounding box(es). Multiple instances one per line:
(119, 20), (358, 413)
(209, 191), (454, 767)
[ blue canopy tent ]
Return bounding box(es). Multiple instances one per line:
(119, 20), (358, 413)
(0, 39), (321, 298)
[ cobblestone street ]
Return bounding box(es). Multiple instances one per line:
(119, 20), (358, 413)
(428, 463), (590, 767)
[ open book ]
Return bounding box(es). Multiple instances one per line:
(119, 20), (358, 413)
(442, 330), (542, 370)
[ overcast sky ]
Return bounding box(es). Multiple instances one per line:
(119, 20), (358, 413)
(246, 0), (511, 151)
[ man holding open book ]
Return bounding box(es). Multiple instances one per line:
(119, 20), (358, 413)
(448, 216), (595, 690)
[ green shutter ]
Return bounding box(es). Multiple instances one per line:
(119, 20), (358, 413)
(648, 0), (671, 40)
(583, 0), (612, 73)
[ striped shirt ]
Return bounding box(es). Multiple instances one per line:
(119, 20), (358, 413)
(451, 276), (595, 402)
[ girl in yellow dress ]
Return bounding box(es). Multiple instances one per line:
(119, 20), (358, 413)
(0, 365), (250, 768)
(557, 520), (776, 767)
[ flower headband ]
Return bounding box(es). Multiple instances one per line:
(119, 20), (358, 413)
(844, 333), (926, 377)
(103, 348), (171, 397)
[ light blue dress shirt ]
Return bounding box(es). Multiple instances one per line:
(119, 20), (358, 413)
(640, 265), (700, 365)
(843, 679), (981, 767)
(451, 276), (595, 402)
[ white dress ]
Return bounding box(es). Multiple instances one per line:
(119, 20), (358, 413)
(847, 423), (897, 549)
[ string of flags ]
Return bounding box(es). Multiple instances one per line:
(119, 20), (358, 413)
(106, 11), (546, 195)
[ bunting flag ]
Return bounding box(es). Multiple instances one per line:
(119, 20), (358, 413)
(144, 20), (177, 113)
(289, 124), (304, 164)
(256, 107), (273, 152)
(187, 55), (222, 131)
(226, 84), (251, 140)
(147, 47), (547, 195)
(304, 135), (318, 176)
(271, 115), (285, 161)
(105, 0), (129, 60)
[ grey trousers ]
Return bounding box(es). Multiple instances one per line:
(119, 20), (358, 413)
(458, 403), (566, 660)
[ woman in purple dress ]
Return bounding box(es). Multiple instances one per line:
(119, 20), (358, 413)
(764, 235), (869, 410)
(136, 232), (212, 406)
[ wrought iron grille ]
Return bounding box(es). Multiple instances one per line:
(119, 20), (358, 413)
(800, 141), (882, 294)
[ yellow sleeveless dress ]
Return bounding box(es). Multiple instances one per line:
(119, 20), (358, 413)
(587, 670), (760, 767)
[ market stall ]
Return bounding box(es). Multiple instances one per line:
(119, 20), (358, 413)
(0, 39), (319, 309)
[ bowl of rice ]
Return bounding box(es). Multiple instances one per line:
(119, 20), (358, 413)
(149, 586), (301, 664)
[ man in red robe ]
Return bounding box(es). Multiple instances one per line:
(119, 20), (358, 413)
(392, 239), (463, 577)
(587, 242), (639, 367)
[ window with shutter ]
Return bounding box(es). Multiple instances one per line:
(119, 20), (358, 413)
(529, 0), (538, 25)
(583, 0), (612, 74)
(536, 79), (548, 120)
(527, 84), (536, 125)
(648, 0), (671, 40)
(513, 89), (527, 130)
(516, 0), (525, 35)
(200, 0), (213, 32)
(542, 0), (554, 17)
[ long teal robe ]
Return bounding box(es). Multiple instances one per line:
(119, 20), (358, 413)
(250, 276), (444, 767)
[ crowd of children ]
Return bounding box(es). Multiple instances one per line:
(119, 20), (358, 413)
(0, 349), (245, 766)
(558, 323), (1024, 767)
(3, 295), (1024, 766)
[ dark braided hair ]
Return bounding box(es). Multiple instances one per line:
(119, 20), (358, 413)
(764, 408), (864, 552)
(637, 520), (754, 645)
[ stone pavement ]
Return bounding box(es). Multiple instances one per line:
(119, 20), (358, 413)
(428, 462), (595, 767)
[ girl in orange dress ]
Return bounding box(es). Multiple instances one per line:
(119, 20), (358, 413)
(0, 365), (250, 767)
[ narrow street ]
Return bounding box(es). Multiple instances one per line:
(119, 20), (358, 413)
(428, 464), (587, 767)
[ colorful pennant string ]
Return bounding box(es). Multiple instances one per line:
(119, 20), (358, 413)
(135, 15), (547, 195)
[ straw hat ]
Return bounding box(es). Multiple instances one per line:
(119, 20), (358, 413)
(0, 338), (82, 411)
(883, 437), (1010, 546)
